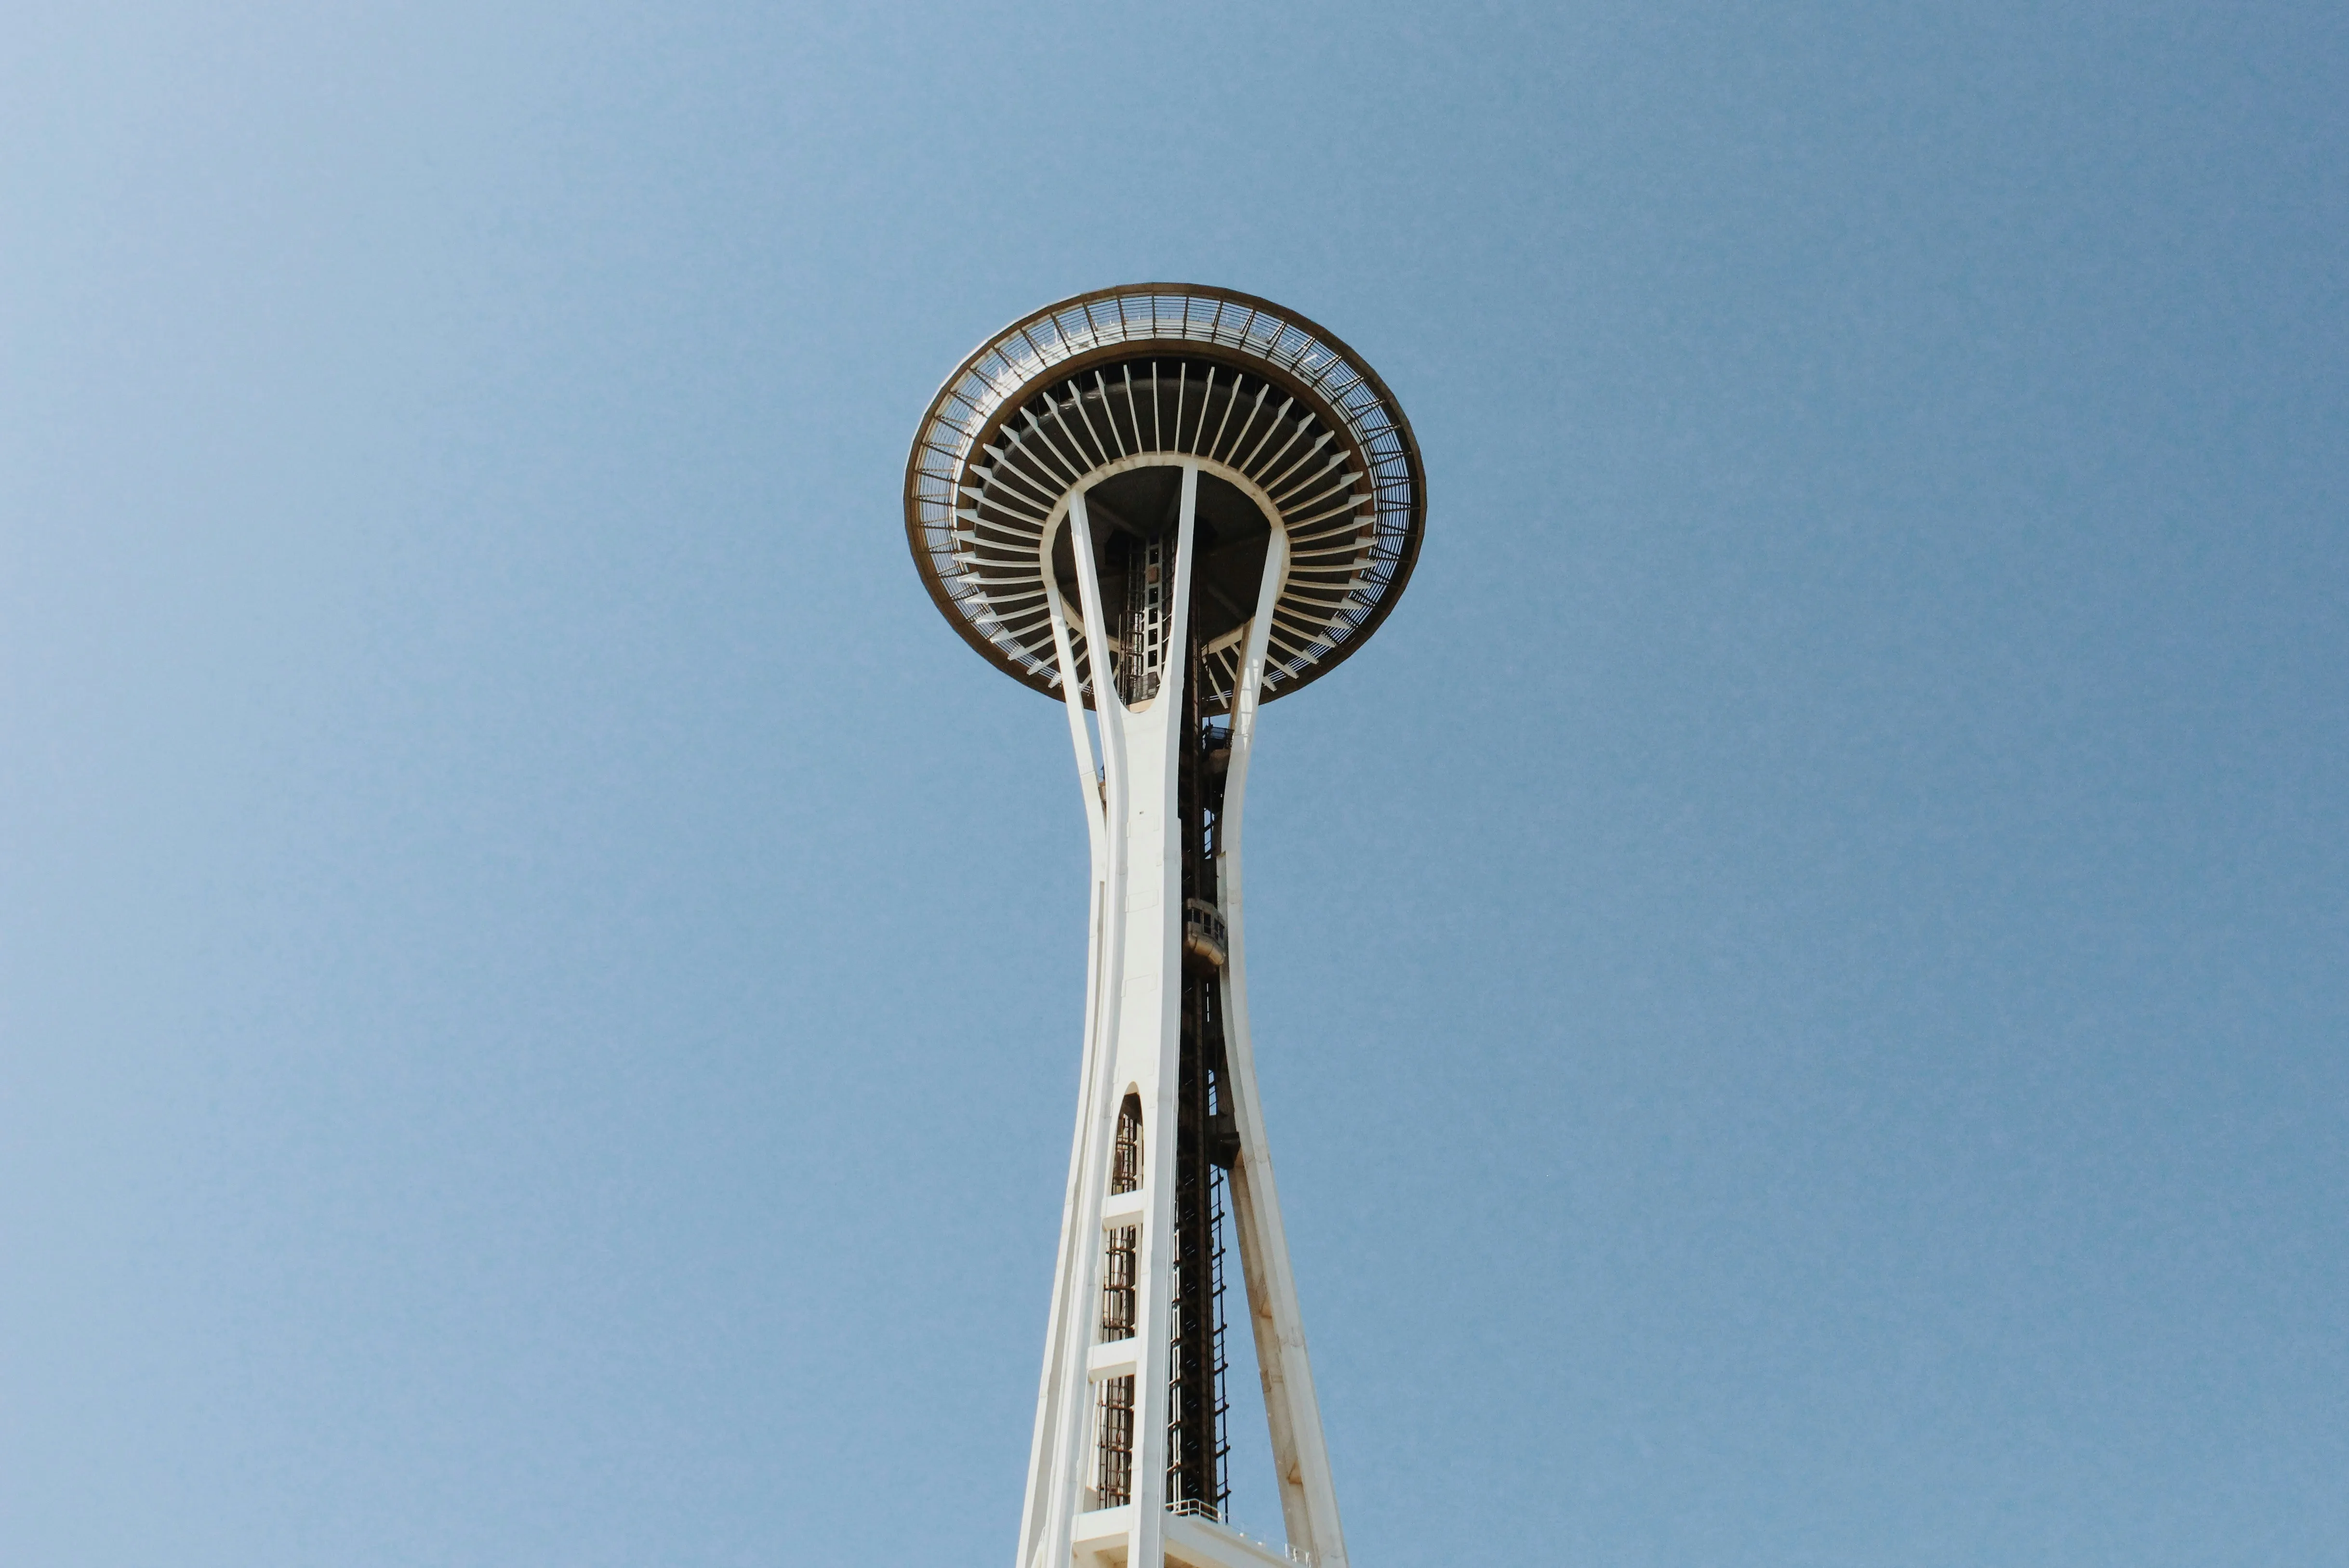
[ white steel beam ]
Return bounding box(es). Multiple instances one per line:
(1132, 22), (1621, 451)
(1215, 521), (1350, 1568)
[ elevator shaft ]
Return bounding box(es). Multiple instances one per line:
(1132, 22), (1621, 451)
(1168, 630), (1234, 1518)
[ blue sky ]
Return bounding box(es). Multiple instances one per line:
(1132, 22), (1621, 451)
(4, 4), (2345, 1565)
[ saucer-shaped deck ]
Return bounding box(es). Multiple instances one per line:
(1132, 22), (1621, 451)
(904, 284), (1425, 710)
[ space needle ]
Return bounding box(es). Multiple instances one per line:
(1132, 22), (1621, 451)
(904, 284), (1426, 1568)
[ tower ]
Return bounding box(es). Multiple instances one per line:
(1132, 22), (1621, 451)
(904, 285), (1425, 1568)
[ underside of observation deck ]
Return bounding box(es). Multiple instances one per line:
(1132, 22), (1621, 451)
(904, 285), (1425, 711)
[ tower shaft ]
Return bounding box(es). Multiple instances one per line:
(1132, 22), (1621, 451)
(1017, 463), (1348, 1568)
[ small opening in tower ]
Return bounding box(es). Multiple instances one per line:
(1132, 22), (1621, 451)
(1111, 1094), (1143, 1195)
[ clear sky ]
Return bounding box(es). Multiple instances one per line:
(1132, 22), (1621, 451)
(4, 4), (2345, 1565)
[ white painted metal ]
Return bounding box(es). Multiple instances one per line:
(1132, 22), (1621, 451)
(1017, 469), (1348, 1568)
(1214, 521), (1348, 1568)
(1025, 487), (1135, 1568)
(1019, 546), (1109, 1568)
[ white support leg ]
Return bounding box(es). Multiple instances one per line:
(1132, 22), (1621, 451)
(1215, 524), (1350, 1568)
(1032, 490), (1135, 1568)
(1114, 462), (1199, 1568)
(1018, 560), (1114, 1568)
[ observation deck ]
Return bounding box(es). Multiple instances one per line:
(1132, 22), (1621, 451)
(904, 284), (1426, 710)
